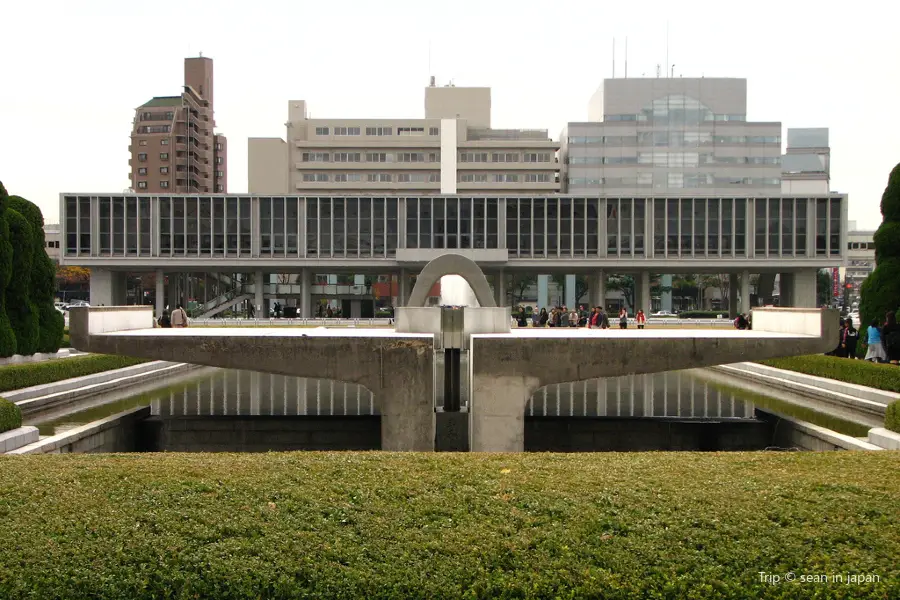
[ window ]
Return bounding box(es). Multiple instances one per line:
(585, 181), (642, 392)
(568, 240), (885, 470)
(216, 157), (224, 164)
(398, 152), (425, 162)
(428, 152), (440, 162)
(491, 153), (519, 163)
(397, 173), (427, 183)
(334, 126), (361, 136)
(160, 152), (169, 160)
(302, 173), (330, 182)
(137, 181), (147, 189)
(160, 181), (169, 189)
(138, 167), (147, 175)
(160, 166), (168, 174)
(367, 173), (392, 182)
(334, 173), (363, 182)
(523, 152), (551, 162)
(334, 152), (361, 162)
(429, 173), (441, 182)
(525, 173), (551, 183)
(215, 143), (224, 151)
(460, 173), (488, 183)
(366, 152), (388, 162)
(138, 153), (147, 161)
(365, 127), (392, 136)
(492, 173), (518, 183)
(216, 170), (224, 177)
(302, 152), (330, 162)
(429, 127), (439, 136)
(161, 139), (169, 145)
(460, 152), (489, 162)
(398, 127), (425, 136)
(315, 127), (329, 135)
(139, 140), (148, 146)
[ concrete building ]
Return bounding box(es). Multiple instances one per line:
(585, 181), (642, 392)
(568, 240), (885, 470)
(59, 191), (846, 317)
(845, 221), (876, 304)
(248, 82), (559, 196)
(562, 78), (782, 196)
(781, 128), (830, 194)
(44, 223), (60, 264)
(129, 56), (227, 194)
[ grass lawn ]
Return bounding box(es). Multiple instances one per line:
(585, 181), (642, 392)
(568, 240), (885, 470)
(0, 452), (896, 599)
(760, 355), (900, 393)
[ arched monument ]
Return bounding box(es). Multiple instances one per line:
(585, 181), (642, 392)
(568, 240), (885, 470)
(406, 253), (496, 308)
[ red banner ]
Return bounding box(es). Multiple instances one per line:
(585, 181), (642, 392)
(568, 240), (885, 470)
(832, 268), (840, 298)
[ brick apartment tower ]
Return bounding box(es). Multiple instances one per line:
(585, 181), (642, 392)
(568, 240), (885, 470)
(129, 56), (227, 193)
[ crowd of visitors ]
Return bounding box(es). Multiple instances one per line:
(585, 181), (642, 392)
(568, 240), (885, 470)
(513, 305), (647, 329)
(826, 311), (900, 364)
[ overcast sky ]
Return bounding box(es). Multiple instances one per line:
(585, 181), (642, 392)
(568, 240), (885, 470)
(1, 0), (896, 230)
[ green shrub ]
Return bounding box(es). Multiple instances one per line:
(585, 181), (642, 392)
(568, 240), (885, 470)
(0, 452), (897, 599)
(759, 354), (900, 392)
(678, 310), (727, 319)
(9, 195), (64, 353)
(0, 355), (148, 393)
(886, 400), (900, 433)
(860, 162), (900, 327)
(3, 209), (39, 356)
(0, 396), (21, 433)
(0, 183), (15, 357)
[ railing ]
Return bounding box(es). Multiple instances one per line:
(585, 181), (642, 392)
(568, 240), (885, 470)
(189, 318), (394, 327)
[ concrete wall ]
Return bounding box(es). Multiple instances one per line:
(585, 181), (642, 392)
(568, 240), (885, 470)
(525, 417), (772, 452)
(140, 416), (380, 452)
(248, 138), (289, 194)
(9, 407), (150, 454)
(425, 86), (491, 128)
(70, 305), (154, 335)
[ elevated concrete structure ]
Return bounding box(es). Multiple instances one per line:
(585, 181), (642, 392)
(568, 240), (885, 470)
(69, 307), (435, 451)
(71, 304), (837, 452)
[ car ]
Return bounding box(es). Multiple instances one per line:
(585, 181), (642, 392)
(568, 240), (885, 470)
(651, 310), (675, 317)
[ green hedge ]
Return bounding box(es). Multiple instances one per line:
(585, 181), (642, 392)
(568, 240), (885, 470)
(759, 354), (900, 392)
(886, 400), (900, 433)
(0, 183), (15, 357)
(678, 310), (728, 319)
(0, 355), (148, 393)
(4, 209), (39, 356)
(0, 452), (896, 599)
(0, 396), (21, 433)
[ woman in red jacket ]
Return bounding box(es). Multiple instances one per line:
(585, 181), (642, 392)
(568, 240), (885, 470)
(636, 309), (646, 330)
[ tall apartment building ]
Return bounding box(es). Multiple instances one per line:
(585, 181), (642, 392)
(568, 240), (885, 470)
(561, 78), (782, 196)
(248, 82), (559, 195)
(129, 56), (227, 194)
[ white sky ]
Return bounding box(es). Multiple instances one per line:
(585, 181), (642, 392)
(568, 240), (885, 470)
(1, 0), (896, 230)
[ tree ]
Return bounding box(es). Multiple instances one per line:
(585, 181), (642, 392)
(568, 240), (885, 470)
(4, 209), (39, 355)
(817, 269), (834, 307)
(860, 164), (900, 327)
(0, 183), (15, 357)
(508, 273), (537, 307)
(10, 195), (64, 353)
(700, 274), (730, 310)
(56, 265), (91, 285)
(607, 275), (634, 309)
(550, 274), (589, 305)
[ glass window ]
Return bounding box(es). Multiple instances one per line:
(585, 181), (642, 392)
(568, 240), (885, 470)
(634, 199), (645, 255)
(319, 198), (331, 255)
(126, 197), (138, 255)
(406, 197), (418, 248)
(272, 197), (285, 255)
(239, 198), (252, 254)
(707, 200), (719, 254)
(420, 198), (432, 248)
(306, 198), (318, 256)
(446, 197), (459, 250)
(185, 197), (198, 254)
(666, 199), (678, 254)
(346, 198), (358, 255)
(533, 199), (546, 256)
(653, 199), (665, 254)
(519, 199), (532, 256)
(796, 200), (807, 255)
(286, 198), (298, 255)
(99, 197), (111, 254)
(459, 197), (471, 249)
(112, 198), (125, 255)
(830, 198), (841, 256)
(506, 199), (518, 253)
(333, 198), (345, 254)
(781, 199), (793, 256)
(607, 199), (619, 254)
(199, 197), (212, 255)
(226, 197), (238, 254)
(722, 199), (732, 253)
(78, 197), (91, 254)
(734, 199), (746, 255)
(693, 200), (705, 253)
(816, 199), (827, 255)
(65, 197), (78, 254)
(139, 198), (151, 255)
(386, 198), (398, 256)
(433, 198), (445, 249)
(560, 198), (572, 255)
(573, 198), (585, 256)
(679, 199), (691, 255)
(487, 198), (499, 249)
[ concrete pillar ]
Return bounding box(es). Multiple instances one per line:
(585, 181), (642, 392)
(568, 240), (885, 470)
(758, 273), (776, 305)
(300, 268), (311, 317)
(729, 274), (739, 317)
(470, 374), (536, 452)
(791, 269), (817, 308)
(155, 270), (164, 317)
(638, 271), (651, 315)
(565, 274), (576, 308)
(398, 269), (408, 307)
(537, 274), (549, 310)
(89, 269), (127, 306)
(495, 271), (506, 306)
(590, 270), (606, 309)
(254, 270), (264, 318)
(740, 269), (751, 314)
(780, 273), (794, 307)
(661, 274), (673, 313)
(167, 273), (178, 311)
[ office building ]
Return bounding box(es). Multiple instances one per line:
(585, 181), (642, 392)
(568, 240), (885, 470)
(844, 221), (875, 303)
(781, 128), (830, 194)
(248, 81), (560, 196)
(129, 56), (227, 194)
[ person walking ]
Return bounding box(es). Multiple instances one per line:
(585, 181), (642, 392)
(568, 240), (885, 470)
(864, 318), (887, 363)
(842, 318), (859, 359)
(170, 303), (189, 328)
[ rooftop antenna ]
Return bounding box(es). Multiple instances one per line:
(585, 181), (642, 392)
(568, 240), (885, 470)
(656, 64), (661, 78)
(624, 37), (628, 78)
(665, 21), (669, 78)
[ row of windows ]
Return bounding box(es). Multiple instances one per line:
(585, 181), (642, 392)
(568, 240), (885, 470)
(568, 154), (781, 166)
(568, 175), (781, 188)
(568, 132), (781, 147)
(848, 241), (875, 250)
(136, 139), (170, 147)
(137, 153), (170, 162)
(136, 181), (169, 190)
(605, 113), (746, 123)
(301, 152), (442, 163)
(460, 152), (553, 163)
(140, 111), (175, 121)
(459, 173), (553, 183)
(297, 172), (555, 184)
(62, 196), (845, 260)
(313, 126), (440, 137)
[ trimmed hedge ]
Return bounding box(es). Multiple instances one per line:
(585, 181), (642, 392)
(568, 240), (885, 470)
(887, 400), (900, 433)
(0, 452), (897, 599)
(0, 355), (148, 393)
(759, 354), (900, 392)
(860, 162), (900, 327)
(0, 396), (21, 433)
(678, 310), (727, 319)
(4, 209), (39, 356)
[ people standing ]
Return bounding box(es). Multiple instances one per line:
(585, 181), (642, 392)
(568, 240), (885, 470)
(841, 318), (859, 359)
(538, 307), (549, 327)
(170, 303), (189, 328)
(636, 309), (646, 330)
(880, 311), (900, 364)
(619, 308), (628, 329)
